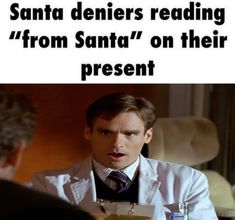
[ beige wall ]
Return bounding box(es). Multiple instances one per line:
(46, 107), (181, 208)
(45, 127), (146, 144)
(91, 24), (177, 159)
(7, 84), (169, 183)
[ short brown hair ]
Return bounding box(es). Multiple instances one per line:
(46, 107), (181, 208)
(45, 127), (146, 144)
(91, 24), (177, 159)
(86, 93), (157, 131)
(0, 86), (37, 160)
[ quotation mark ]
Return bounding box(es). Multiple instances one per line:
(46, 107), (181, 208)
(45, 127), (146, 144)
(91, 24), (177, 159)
(9, 31), (21, 40)
(131, 31), (142, 40)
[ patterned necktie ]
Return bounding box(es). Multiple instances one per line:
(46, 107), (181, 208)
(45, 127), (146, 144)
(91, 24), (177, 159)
(108, 171), (131, 193)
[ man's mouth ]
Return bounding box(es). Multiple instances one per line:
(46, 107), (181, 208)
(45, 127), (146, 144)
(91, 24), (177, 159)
(107, 153), (125, 160)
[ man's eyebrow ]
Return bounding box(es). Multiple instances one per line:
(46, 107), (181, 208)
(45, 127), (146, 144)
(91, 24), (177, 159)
(96, 128), (140, 134)
(122, 130), (140, 134)
(96, 128), (112, 132)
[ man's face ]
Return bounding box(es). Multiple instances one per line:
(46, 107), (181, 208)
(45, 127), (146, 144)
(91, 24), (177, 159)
(85, 112), (153, 169)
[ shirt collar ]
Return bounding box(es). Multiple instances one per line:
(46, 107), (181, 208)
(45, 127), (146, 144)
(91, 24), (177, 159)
(92, 156), (140, 183)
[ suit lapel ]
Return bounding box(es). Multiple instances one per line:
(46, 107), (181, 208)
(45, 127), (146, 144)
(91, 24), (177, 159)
(138, 156), (168, 219)
(67, 157), (97, 210)
(65, 156), (164, 214)
(138, 155), (162, 205)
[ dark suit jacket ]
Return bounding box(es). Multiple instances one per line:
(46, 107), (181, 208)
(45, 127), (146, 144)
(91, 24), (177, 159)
(0, 179), (94, 220)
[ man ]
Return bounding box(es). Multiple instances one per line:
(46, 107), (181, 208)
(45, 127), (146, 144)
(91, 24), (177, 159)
(32, 93), (218, 219)
(0, 86), (94, 220)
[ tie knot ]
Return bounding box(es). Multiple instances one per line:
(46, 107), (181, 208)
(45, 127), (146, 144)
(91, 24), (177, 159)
(108, 171), (130, 193)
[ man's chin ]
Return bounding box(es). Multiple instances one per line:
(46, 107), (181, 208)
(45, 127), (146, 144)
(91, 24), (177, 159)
(108, 159), (132, 170)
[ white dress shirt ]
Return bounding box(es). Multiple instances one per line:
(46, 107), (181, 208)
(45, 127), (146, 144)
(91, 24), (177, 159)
(92, 156), (140, 191)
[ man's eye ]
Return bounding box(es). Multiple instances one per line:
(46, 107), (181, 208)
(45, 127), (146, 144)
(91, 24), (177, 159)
(125, 132), (136, 137)
(99, 130), (111, 136)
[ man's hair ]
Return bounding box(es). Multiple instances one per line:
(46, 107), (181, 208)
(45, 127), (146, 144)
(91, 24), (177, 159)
(0, 86), (37, 160)
(86, 93), (157, 131)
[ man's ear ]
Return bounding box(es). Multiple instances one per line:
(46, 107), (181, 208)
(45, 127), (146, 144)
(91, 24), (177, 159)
(3, 140), (26, 169)
(144, 128), (153, 144)
(0, 140), (26, 180)
(84, 126), (91, 140)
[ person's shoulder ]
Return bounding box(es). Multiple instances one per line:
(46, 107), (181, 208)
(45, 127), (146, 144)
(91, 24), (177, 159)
(0, 180), (95, 220)
(0, 179), (57, 201)
(34, 156), (91, 177)
(0, 179), (35, 193)
(145, 157), (204, 178)
(31, 163), (80, 186)
(32, 156), (92, 185)
(0, 179), (23, 192)
(34, 164), (78, 177)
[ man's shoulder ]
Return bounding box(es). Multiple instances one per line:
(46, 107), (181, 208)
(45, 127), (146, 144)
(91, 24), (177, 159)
(32, 164), (81, 187)
(0, 180), (95, 219)
(0, 179), (24, 192)
(0, 179), (59, 201)
(145, 157), (204, 178)
(34, 164), (78, 177)
(32, 156), (92, 186)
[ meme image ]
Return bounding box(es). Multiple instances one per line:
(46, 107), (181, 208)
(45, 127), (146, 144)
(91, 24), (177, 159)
(0, 0), (235, 219)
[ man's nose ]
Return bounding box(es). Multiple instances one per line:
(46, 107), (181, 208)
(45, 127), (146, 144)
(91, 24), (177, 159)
(112, 133), (125, 148)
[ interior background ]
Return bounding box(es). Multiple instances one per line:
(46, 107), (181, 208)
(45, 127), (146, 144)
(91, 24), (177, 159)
(6, 84), (234, 186)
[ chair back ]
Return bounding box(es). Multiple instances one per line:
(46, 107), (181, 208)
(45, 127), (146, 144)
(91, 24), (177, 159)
(148, 117), (220, 166)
